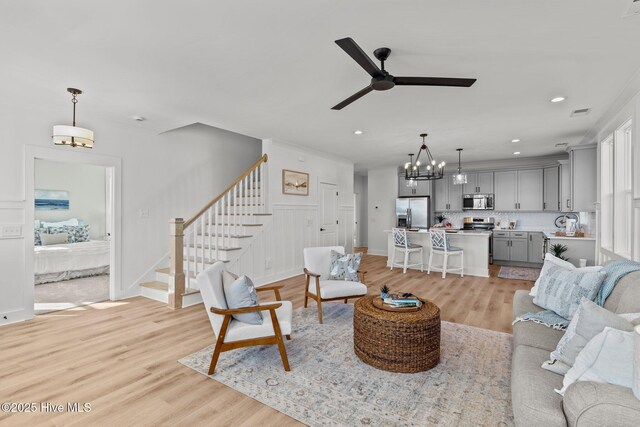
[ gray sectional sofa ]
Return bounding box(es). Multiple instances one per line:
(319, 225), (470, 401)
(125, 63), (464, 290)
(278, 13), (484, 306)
(511, 270), (640, 426)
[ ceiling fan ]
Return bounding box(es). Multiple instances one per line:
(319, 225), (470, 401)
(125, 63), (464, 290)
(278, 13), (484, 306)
(332, 37), (477, 110)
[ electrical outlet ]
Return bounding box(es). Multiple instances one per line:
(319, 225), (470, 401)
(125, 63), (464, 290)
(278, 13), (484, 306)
(1, 225), (22, 238)
(265, 257), (272, 269)
(138, 209), (149, 218)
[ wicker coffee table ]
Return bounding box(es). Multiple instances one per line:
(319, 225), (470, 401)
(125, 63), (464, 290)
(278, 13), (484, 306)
(353, 295), (440, 373)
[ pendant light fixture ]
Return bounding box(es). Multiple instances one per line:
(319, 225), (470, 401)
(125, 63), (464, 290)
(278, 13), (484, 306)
(52, 88), (94, 148)
(403, 133), (445, 181)
(452, 148), (467, 185)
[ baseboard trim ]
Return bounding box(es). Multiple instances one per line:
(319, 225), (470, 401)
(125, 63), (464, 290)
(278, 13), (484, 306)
(0, 307), (33, 326)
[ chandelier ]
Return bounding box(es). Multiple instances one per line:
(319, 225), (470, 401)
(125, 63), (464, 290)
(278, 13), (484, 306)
(452, 148), (467, 185)
(52, 88), (94, 148)
(404, 133), (445, 181)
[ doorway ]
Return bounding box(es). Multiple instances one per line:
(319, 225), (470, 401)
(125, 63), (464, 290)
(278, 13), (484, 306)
(319, 182), (338, 246)
(33, 160), (111, 314)
(25, 146), (121, 319)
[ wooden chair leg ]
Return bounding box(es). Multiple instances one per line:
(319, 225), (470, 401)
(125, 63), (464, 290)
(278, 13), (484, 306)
(304, 293), (308, 308)
(269, 309), (290, 371)
(304, 275), (310, 308)
(344, 298), (348, 304)
(286, 334), (291, 340)
(316, 298), (323, 324)
(208, 315), (231, 375)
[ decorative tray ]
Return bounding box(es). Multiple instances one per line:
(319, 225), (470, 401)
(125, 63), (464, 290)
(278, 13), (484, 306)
(373, 297), (423, 312)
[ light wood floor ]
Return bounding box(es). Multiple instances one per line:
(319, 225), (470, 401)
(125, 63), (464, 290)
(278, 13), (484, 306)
(0, 254), (531, 426)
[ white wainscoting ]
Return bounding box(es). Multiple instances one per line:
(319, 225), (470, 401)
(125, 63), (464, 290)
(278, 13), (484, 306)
(230, 203), (354, 286)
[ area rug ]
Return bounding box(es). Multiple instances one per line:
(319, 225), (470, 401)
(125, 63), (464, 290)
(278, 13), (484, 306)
(179, 305), (514, 426)
(34, 274), (110, 315)
(498, 266), (540, 282)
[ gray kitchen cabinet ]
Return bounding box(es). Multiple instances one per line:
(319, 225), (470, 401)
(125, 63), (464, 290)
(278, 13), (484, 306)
(510, 238), (529, 263)
(570, 146), (597, 212)
(559, 160), (572, 212)
(528, 232), (545, 264)
(494, 169), (543, 211)
(494, 171), (517, 210)
(435, 175), (462, 211)
(493, 238), (510, 261)
(463, 172), (494, 194)
(543, 166), (560, 211)
(398, 174), (431, 197)
(517, 169), (544, 210)
(493, 231), (532, 263)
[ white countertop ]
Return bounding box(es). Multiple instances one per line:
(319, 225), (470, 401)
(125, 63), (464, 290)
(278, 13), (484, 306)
(543, 231), (596, 241)
(384, 229), (491, 236)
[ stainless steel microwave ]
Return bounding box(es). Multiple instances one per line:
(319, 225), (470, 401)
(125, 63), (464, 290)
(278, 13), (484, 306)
(463, 194), (494, 210)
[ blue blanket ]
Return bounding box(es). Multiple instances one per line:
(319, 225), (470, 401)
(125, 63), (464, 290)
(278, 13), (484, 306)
(594, 260), (640, 306)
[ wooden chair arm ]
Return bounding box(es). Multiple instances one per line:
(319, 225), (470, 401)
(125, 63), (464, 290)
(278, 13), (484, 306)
(255, 284), (284, 301)
(210, 302), (282, 315)
(357, 270), (367, 275)
(304, 268), (321, 278)
(358, 270), (367, 284)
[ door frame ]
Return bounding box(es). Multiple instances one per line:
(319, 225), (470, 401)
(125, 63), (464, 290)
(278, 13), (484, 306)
(24, 145), (122, 317)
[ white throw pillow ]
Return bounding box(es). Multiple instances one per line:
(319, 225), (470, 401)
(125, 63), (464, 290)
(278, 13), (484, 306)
(543, 298), (634, 375)
(40, 232), (68, 245)
(556, 327), (634, 395)
(530, 253), (603, 297)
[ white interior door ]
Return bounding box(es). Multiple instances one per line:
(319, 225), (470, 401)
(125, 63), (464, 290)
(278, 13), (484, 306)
(319, 182), (338, 246)
(354, 193), (359, 247)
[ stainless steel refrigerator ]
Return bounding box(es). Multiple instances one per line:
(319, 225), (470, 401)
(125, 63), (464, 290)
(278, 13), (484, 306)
(396, 197), (431, 229)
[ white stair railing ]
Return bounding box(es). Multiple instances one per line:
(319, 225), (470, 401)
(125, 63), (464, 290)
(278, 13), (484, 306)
(168, 154), (267, 309)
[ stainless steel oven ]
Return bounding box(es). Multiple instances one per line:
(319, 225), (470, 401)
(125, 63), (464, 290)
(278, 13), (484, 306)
(463, 194), (494, 210)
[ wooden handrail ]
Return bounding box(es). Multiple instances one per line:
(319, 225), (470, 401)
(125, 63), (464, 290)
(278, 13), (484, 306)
(184, 154), (268, 228)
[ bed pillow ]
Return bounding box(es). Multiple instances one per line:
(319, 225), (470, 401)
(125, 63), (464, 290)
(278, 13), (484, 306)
(530, 253), (603, 297)
(64, 224), (90, 243)
(557, 327), (634, 395)
(40, 218), (79, 228)
(34, 228), (43, 246)
(533, 266), (606, 320)
(41, 232), (68, 246)
(222, 272), (262, 325)
(543, 298), (634, 375)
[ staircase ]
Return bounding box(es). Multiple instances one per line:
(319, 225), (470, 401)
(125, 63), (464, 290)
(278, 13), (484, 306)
(140, 154), (270, 309)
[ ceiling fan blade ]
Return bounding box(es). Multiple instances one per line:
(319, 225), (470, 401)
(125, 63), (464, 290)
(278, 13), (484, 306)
(331, 85), (374, 110)
(394, 76), (477, 87)
(335, 37), (382, 78)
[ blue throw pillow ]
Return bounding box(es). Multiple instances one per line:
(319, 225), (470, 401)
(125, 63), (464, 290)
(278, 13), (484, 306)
(533, 266), (606, 320)
(329, 250), (363, 282)
(222, 271), (263, 325)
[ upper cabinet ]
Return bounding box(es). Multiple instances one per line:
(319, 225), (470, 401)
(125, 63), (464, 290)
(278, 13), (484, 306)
(435, 175), (463, 211)
(543, 166), (560, 211)
(463, 172), (494, 194)
(398, 172), (431, 197)
(559, 160), (571, 212)
(570, 146), (597, 212)
(494, 169), (543, 211)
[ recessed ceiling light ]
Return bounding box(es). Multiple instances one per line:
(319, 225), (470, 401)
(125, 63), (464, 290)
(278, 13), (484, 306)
(550, 96), (566, 103)
(511, 139), (520, 143)
(513, 151), (521, 155)
(353, 130), (363, 135)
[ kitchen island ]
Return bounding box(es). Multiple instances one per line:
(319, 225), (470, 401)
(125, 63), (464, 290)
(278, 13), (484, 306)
(386, 229), (491, 277)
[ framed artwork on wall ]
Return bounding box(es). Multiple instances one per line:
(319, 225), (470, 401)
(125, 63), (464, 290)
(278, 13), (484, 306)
(35, 189), (70, 210)
(282, 169), (309, 196)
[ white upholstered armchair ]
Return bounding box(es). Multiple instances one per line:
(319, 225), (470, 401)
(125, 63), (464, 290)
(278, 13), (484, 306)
(303, 246), (367, 324)
(197, 261), (293, 374)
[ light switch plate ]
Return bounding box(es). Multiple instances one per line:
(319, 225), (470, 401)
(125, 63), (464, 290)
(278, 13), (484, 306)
(1, 225), (22, 238)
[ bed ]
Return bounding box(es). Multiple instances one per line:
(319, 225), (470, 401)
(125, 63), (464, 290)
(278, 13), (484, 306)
(34, 240), (110, 285)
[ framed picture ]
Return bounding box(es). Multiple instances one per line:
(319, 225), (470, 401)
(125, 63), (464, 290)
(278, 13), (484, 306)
(282, 169), (309, 196)
(35, 189), (70, 210)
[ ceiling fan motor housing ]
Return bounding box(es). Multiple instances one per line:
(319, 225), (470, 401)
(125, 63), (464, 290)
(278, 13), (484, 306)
(372, 74), (395, 91)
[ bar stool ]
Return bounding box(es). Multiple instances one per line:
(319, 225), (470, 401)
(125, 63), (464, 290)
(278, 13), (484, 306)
(390, 228), (424, 274)
(428, 230), (464, 279)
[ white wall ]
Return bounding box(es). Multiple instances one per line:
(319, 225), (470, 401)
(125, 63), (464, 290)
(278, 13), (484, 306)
(0, 103), (260, 325)
(35, 160), (106, 239)
(256, 139), (355, 281)
(367, 167), (398, 256)
(354, 173), (368, 246)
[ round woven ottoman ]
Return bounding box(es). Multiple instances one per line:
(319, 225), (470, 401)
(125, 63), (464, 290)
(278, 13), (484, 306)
(353, 295), (440, 373)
